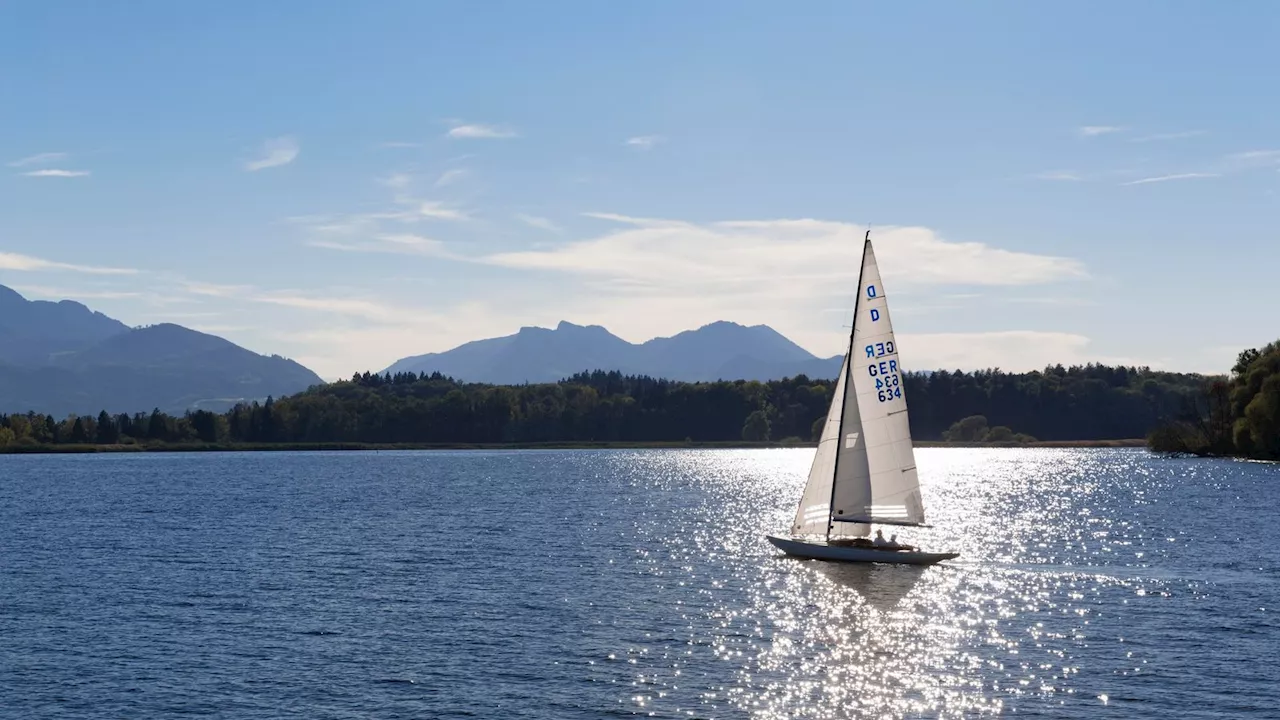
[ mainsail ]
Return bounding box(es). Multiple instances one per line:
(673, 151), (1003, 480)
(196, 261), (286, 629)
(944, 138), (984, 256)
(832, 237), (925, 526)
(791, 233), (926, 540)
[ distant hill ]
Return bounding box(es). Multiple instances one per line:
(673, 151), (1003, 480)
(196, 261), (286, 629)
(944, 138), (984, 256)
(0, 285), (324, 416)
(0, 284), (129, 366)
(635, 321), (834, 381)
(383, 320), (843, 383)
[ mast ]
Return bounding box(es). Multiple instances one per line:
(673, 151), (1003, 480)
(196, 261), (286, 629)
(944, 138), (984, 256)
(825, 230), (872, 540)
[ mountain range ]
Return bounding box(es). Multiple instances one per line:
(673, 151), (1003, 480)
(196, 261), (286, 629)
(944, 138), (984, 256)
(0, 285), (322, 416)
(383, 320), (843, 384)
(0, 283), (843, 415)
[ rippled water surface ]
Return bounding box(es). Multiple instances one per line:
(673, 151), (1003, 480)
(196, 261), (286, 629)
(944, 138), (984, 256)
(2, 448), (1277, 718)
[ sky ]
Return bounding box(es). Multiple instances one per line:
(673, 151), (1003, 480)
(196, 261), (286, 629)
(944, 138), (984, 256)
(2, 1), (1278, 380)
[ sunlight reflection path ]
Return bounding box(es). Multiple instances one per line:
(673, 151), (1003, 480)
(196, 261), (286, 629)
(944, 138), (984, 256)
(588, 448), (1217, 719)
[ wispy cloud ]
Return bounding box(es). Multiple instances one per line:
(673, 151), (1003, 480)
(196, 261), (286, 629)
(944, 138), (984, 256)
(379, 173), (413, 189)
(1223, 150), (1280, 170)
(0, 251), (136, 275)
(434, 168), (467, 187)
(1228, 150), (1280, 160)
(254, 294), (402, 322)
(182, 205), (1107, 377)
(147, 311), (223, 320)
(515, 213), (561, 232)
(380, 234), (449, 253)
(1130, 130), (1206, 143)
(625, 135), (665, 150)
(418, 201), (469, 221)
(484, 215), (1087, 290)
(1031, 170), (1084, 182)
(1007, 295), (1097, 307)
(308, 234), (454, 258)
(8, 285), (142, 300)
(446, 123), (517, 139)
(465, 216), (1090, 363)
(168, 277), (507, 379)
(1078, 125), (1124, 137)
(297, 211), (419, 236)
(1107, 149), (1280, 187)
(580, 212), (681, 228)
(7, 152), (68, 168)
(183, 281), (250, 297)
(899, 331), (1153, 372)
(21, 169), (90, 178)
(1121, 172), (1220, 186)
(244, 136), (300, 171)
(178, 279), (410, 325)
(188, 324), (253, 335)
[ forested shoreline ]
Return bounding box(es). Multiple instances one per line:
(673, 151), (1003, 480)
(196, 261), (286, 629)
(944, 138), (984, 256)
(0, 363), (1208, 452)
(1149, 341), (1280, 461)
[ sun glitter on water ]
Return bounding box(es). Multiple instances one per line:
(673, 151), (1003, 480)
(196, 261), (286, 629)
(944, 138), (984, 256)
(589, 447), (1231, 719)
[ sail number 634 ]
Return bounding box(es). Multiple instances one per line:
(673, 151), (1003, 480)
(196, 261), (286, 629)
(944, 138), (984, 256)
(874, 373), (901, 402)
(867, 360), (901, 403)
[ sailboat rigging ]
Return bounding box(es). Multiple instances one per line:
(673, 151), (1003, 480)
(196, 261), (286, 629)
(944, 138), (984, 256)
(766, 231), (958, 565)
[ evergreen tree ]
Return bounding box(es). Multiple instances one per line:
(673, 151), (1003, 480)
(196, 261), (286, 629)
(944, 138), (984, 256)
(70, 417), (89, 444)
(148, 409), (168, 441)
(95, 411), (119, 444)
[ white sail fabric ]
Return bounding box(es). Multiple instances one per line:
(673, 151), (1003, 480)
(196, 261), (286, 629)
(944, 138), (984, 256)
(831, 239), (926, 526)
(828, 330), (873, 531)
(791, 354), (870, 539)
(792, 355), (845, 537)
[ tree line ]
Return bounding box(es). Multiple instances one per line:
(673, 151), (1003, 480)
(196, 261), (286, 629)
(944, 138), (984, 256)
(0, 362), (1210, 449)
(1148, 340), (1280, 460)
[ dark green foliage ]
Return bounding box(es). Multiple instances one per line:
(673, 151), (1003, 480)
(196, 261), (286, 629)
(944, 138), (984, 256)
(95, 410), (118, 444)
(1231, 342), (1280, 459)
(0, 363), (1205, 449)
(983, 426), (1016, 442)
(742, 410), (772, 441)
(69, 417), (89, 444)
(811, 416), (825, 441)
(942, 415), (990, 442)
(940, 415), (1036, 444)
(909, 365), (1198, 441)
(1149, 341), (1280, 460)
(148, 409), (168, 441)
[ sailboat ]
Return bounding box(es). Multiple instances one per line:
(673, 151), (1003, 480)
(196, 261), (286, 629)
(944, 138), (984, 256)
(766, 231), (959, 566)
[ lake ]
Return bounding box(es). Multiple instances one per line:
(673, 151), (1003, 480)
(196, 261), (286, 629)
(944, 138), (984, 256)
(1, 448), (1276, 718)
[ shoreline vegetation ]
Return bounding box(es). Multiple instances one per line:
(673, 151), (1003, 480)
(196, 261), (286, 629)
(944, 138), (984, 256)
(1148, 340), (1280, 462)
(0, 438), (1149, 455)
(1, 364), (1211, 455)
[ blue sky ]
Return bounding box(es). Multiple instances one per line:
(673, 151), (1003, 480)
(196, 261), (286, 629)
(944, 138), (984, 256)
(2, 1), (1277, 379)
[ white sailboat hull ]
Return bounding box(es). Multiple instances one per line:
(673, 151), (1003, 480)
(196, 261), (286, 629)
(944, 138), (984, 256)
(766, 534), (959, 566)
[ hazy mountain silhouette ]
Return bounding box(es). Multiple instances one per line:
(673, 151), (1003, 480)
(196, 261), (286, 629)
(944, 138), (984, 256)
(0, 284), (130, 365)
(635, 321), (827, 380)
(384, 320), (843, 383)
(0, 285), (323, 415)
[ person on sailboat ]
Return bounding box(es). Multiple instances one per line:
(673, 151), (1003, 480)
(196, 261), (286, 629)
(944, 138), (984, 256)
(872, 530), (912, 552)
